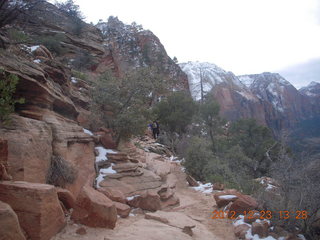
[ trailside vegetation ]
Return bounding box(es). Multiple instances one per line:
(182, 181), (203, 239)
(0, 69), (25, 125)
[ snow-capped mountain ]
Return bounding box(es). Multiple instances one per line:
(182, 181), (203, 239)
(180, 62), (318, 133)
(300, 81), (320, 98)
(180, 61), (266, 124)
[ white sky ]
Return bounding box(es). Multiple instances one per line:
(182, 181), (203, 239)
(52, 0), (320, 85)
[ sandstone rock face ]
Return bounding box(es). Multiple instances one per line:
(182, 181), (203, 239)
(0, 181), (65, 240)
(181, 62), (320, 136)
(56, 187), (76, 210)
(243, 72), (315, 132)
(229, 195), (258, 217)
(71, 186), (117, 228)
(0, 116), (52, 183)
(214, 194), (239, 208)
(96, 17), (189, 92)
(180, 62), (267, 125)
(0, 201), (26, 240)
(100, 168), (162, 196)
(114, 202), (131, 218)
(98, 188), (126, 203)
(127, 190), (161, 212)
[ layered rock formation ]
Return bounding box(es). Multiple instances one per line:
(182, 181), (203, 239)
(180, 61), (320, 135)
(239, 72), (315, 131)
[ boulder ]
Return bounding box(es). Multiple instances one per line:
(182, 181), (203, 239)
(213, 193), (239, 208)
(56, 187), (76, 210)
(98, 188), (126, 203)
(114, 202), (131, 218)
(158, 187), (174, 200)
(100, 168), (162, 195)
(100, 132), (117, 149)
(228, 195), (258, 217)
(186, 174), (199, 187)
(127, 190), (161, 212)
(0, 181), (66, 240)
(234, 224), (250, 239)
(71, 186), (117, 228)
(0, 201), (26, 240)
(160, 194), (180, 209)
(252, 221), (269, 238)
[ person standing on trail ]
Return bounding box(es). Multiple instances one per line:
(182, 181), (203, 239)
(152, 121), (160, 139)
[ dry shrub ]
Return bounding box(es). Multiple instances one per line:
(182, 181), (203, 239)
(47, 155), (77, 187)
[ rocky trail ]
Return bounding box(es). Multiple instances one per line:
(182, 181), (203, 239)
(52, 136), (236, 240)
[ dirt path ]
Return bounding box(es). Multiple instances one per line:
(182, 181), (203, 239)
(53, 147), (236, 240)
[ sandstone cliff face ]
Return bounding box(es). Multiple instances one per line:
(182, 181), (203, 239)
(299, 81), (320, 114)
(0, 0), (188, 195)
(97, 17), (189, 91)
(240, 73), (315, 131)
(181, 62), (320, 134)
(180, 62), (267, 125)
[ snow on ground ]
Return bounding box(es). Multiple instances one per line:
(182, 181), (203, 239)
(29, 45), (40, 52)
(233, 215), (276, 240)
(83, 128), (94, 136)
(95, 146), (117, 162)
(71, 77), (78, 83)
(218, 195), (237, 200)
(192, 182), (213, 194)
(245, 230), (276, 240)
(238, 75), (255, 88)
(96, 165), (116, 188)
(126, 195), (140, 201)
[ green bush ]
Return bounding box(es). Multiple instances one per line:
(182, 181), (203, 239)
(7, 29), (30, 44)
(0, 69), (25, 125)
(91, 68), (161, 142)
(153, 91), (197, 134)
(38, 33), (66, 56)
(71, 70), (88, 81)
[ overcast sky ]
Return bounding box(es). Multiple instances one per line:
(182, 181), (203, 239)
(52, 0), (320, 87)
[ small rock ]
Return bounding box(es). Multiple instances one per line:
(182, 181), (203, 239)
(186, 175), (199, 187)
(76, 227), (87, 235)
(182, 226), (194, 236)
(252, 221), (269, 238)
(234, 224), (250, 239)
(212, 182), (224, 190)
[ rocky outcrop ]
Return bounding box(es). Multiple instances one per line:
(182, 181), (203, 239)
(71, 185), (117, 228)
(0, 201), (26, 240)
(181, 61), (320, 135)
(180, 61), (267, 125)
(0, 181), (65, 240)
(96, 17), (189, 92)
(241, 72), (315, 131)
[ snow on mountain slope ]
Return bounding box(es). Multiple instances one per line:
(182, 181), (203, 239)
(180, 61), (266, 124)
(179, 61), (250, 101)
(300, 81), (320, 97)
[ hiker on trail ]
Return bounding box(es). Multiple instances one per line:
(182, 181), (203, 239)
(152, 121), (160, 139)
